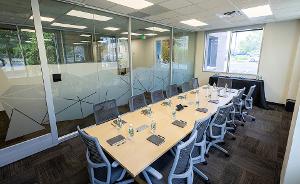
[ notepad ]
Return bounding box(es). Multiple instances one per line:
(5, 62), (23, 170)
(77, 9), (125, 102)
(147, 135), (165, 146)
(107, 135), (126, 146)
(196, 108), (208, 113)
(172, 120), (187, 128)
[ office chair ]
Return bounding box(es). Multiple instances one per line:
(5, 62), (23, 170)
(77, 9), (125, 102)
(242, 85), (256, 122)
(166, 84), (179, 98)
(206, 103), (234, 157)
(217, 77), (232, 89)
(191, 78), (199, 89)
(77, 126), (133, 184)
(150, 89), (165, 103)
(129, 93), (147, 112)
(182, 81), (192, 92)
(141, 130), (197, 184)
(232, 87), (246, 126)
(93, 99), (119, 125)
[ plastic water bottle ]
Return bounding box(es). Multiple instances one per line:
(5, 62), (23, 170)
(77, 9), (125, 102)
(128, 124), (134, 140)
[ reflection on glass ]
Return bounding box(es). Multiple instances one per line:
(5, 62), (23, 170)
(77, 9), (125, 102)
(173, 30), (196, 85)
(0, 0), (50, 148)
(131, 20), (171, 95)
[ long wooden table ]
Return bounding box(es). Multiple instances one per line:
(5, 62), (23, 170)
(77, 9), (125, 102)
(84, 86), (237, 177)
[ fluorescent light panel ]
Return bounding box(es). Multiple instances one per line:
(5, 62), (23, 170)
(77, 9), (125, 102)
(80, 34), (91, 37)
(242, 5), (272, 18)
(21, 29), (35, 33)
(144, 33), (157, 36)
(180, 19), (207, 27)
(104, 27), (120, 31)
(67, 10), (112, 21)
(29, 16), (54, 22)
(73, 42), (84, 45)
(145, 27), (169, 32)
(51, 22), (87, 29)
(118, 37), (128, 40)
(107, 0), (153, 10)
(121, 32), (141, 36)
(80, 40), (91, 43)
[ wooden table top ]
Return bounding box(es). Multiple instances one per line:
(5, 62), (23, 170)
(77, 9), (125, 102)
(84, 86), (237, 177)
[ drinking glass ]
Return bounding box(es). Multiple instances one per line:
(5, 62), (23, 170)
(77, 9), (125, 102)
(171, 109), (176, 121)
(150, 120), (157, 134)
(117, 116), (123, 130)
(128, 124), (134, 140)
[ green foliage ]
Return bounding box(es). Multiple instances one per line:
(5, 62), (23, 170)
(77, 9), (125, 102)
(239, 31), (263, 55)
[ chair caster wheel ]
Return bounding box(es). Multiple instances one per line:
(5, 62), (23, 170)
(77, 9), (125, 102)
(241, 124), (245, 127)
(202, 161), (207, 165)
(205, 153), (209, 158)
(204, 179), (211, 184)
(252, 118), (256, 121)
(225, 153), (230, 157)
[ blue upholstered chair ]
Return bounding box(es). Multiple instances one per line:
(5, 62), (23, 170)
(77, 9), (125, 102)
(129, 93), (147, 112)
(93, 99), (119, 125)
(242, 85), (256, 122)
(150, 89), (165, 103)
(77, 126), (133, 184)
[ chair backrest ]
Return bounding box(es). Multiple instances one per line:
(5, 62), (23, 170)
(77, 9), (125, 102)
(182, 82), (192, 93)
(217, 77), (232, 88)
(191, 78), (199, 89)
(232, 87), (245, 105)
(77, 126), (111, 183)
(150, 89), (165, 103)
(246, 85), (256, 100)
(169, 130), (197, 184)
(93, 99), (119, 125)
(129, 93), (147, 112)
(166, 84), (178, 98)
(211, 103), (233, 126)
(191, 117), (210, 161)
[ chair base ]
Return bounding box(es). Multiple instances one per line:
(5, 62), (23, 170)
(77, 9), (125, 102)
(206, 140), (229, 157)
(193, 166), (209, 182)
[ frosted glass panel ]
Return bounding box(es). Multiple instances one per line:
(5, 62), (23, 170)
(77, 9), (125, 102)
(0, 0), (50, 148)
(173, 30), (196, 85)
(132, 20), (171, 95)
(39, 0), (130, 136)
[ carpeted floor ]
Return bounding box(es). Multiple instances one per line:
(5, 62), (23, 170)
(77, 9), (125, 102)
(0, 104), (292, 184)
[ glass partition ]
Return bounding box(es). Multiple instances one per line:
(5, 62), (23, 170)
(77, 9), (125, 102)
(0, 0), (50, 148)
(173, 29), (196, 85)
(131, 19), (171, 96)
(39, 0), (130, 136)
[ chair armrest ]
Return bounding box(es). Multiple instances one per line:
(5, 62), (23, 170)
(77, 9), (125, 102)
(86, 152), (106, 168)
(112, 161), (120, 168)
(213, 123), (225, 128)
(145, 166), (163, 180)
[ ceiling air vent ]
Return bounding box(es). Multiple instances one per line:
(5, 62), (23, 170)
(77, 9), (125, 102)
(217, 10), (242, 18)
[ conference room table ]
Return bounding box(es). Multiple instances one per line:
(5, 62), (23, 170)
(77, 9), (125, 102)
(85, 86), (237, 178)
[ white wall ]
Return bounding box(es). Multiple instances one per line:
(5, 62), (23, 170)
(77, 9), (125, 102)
(195, 20), (300, 104)
(281, 82), (300, 184)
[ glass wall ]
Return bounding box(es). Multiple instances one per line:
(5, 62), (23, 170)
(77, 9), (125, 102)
(0, 0), (50, 148)
(173, 29), (196, 85)
(39, 0), (130, 136)
(131, 20), (171, 96)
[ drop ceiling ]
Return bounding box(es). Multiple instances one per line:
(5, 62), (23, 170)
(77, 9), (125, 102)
(67, 0), (300, 31)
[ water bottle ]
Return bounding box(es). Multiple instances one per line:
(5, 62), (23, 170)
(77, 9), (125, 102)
(128, 124), (134, 140)
(150, 120), (156, 134)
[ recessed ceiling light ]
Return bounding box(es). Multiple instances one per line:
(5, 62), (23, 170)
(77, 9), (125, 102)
(242, 5), (272, 18)
(51, 22), (87, 29)
(180, 19), (208, 27)
(66, 10), (112, 21)
(107, 0), (153, 10)
(144, 33), (157, 36)
(145, 27), (169, 32)
(80, 34), (91, 37)
(21, 29), (35, 33)
(80, 40), (91, 43)
(104, 27), (120, 31)
(118, 37), (128, 40)
(121, 32), (141, 36)
(29, 16), (54, 22)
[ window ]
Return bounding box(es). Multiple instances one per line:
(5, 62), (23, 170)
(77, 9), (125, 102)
(204, 28), (263, 75)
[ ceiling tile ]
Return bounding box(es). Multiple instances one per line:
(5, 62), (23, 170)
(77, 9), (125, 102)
(108, 5), (136, 14)
(141, 5), (170, 16)
(84, 0), (115, 9)
(159, 0), (192, 10)
(128, 11), (150, 18)
(175, 5), (205, 15)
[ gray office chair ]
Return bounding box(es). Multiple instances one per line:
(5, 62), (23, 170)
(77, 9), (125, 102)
(142, 130), (197, 184)
(129, 93), (147, 112)
(217, 77), (232, 89)
(191, 78), (199, 89)
(232, 87), (246, 126)
(166, 84), (179, 98)
(242, 85), (256, 122)
(150, 89), (165, 103)
(77, 126), (133, 184)
(206, 103), (234, 157)
(182, 81), (192, 92)
(94, 99), (119, 125)
(225, 104), (237, 140)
